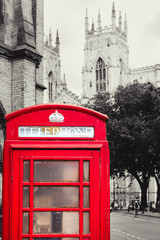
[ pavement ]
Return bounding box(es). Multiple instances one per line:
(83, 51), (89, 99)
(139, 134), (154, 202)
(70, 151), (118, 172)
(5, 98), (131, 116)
(112, 209), (160, 218)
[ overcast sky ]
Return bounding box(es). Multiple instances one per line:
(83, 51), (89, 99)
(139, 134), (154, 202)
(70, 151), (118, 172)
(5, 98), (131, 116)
(44, 0), (160, 96)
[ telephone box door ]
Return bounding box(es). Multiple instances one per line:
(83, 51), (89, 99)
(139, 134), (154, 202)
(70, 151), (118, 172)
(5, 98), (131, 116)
(11, 149), (101, 240)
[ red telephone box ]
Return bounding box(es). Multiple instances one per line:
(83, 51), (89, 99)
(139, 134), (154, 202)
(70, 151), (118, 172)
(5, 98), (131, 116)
(2, 104), (110, 240)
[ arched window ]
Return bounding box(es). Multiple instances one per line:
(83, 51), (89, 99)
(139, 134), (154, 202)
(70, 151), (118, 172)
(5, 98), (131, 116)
(119, 58), (124, 85)
(96, 58), (106, 92)
(48, 71), (54, 102)
(103, 69), (106, 80)
(0, 0), (4, 24)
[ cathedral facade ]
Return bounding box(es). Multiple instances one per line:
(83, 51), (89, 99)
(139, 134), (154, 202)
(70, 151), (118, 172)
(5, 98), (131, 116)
(82, 4), (160, 99)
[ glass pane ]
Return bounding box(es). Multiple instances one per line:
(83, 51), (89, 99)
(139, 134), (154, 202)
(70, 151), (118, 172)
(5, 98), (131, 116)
(83, 161), (89, 182)
(83, 212), (90, 234)
(23, 212), (29, 234)
(33, 212), (79, 234)
(23, 161), (30, 182)
(23, 186), (30, 208)
(83, 187), (90, 208)
(34, 161), (79, 182)
(34, 186), (79, 208)
(22, 239), (29, 240)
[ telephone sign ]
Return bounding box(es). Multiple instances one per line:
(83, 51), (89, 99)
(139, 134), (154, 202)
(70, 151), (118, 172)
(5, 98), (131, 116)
(18, 126), (94, 138)
(2, 104), (110, 240)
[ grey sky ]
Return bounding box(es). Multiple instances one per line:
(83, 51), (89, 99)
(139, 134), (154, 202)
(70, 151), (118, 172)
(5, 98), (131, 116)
(44, 0), (160, 96)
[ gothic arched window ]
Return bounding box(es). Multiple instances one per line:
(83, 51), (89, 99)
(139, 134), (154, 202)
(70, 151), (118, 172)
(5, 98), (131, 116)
(48, 71), (54, 102)
(0, 0), (4, 24)
(119, 58), (124, 85)
(96, 58), (106, 92)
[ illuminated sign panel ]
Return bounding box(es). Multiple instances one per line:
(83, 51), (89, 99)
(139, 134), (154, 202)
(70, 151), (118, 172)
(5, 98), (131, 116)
(18, 126), (94, 138)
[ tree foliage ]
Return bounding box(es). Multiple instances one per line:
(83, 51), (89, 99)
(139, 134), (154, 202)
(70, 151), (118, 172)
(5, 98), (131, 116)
(85, 82), (160, 206)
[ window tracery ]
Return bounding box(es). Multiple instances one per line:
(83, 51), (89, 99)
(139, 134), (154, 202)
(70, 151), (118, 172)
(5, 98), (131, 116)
(95, 58), (107, 92)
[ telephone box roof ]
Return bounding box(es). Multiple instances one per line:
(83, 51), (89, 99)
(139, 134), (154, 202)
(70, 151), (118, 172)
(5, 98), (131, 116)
(5, 104), (108, 122)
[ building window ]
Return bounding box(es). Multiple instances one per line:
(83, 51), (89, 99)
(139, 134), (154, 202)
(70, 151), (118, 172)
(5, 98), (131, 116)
(48, 71), (54, 102)
(96, 58), (106, 92)
(0, 0), (4, 24)
(103, 69), (106, 79)
(96, 70), (98, 80)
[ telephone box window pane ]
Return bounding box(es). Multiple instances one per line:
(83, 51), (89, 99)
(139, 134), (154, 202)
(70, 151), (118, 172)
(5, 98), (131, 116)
(83, 212), (90, 234)
(34, 161), (79, 182)
(23, 186), (30, 208)
(34, 186), (79, 208)
(23, 212), (29, 234)
(23, 239), (29, 240)
(23, 161), (30, 182)
(83, 187), (90, 208)
(83, 161), (89, 182)
(33, 212), (79, 234)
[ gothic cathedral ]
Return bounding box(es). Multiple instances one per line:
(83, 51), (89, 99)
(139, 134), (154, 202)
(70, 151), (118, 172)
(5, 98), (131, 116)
(82, 3), (160, 99)
(82, 3), (129, 99)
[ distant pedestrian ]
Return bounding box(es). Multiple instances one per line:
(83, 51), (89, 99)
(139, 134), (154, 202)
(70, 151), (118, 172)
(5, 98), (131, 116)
(128, 204), (131, 212)
(114, 201), (118, 210)
(120, 200), (123, 210)
(152, 202), (156, 212)
(134, 201), (138, 218)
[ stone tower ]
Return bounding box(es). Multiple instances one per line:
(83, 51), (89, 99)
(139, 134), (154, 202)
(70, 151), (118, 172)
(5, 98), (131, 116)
(0, 0), (44, 114)
(82, 4), (129, 98)
(43, 29), (61, 103)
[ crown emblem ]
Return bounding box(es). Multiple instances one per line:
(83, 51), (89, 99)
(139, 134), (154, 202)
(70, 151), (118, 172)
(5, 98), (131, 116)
(49, 110), (64, 123)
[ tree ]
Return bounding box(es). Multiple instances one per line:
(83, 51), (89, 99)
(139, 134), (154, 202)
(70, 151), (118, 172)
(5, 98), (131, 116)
(85, 82), (160, 207)
(151, 89), (160, 203)
(110, 82), (160, 207)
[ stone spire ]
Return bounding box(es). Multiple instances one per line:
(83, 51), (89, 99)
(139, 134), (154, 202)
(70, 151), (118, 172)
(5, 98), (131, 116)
(63, 73), (67, 89)
(97, 8), (101, 33)
(112, 2), (116, 27)
(56, 29), (60, 54)
(119, 11), (122, 32)
(46, 35), (48, 45)
(91, 18), (95, 32)
(124, 13), (128, 37)
(85, 8), (89, 38)
(49, 28), (52, 46)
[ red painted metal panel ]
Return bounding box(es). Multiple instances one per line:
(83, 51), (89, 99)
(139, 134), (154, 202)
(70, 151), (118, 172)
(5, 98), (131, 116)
(100, 146), (110, 240)
(92, 151), (100, 240)
(5, 104), (108, 122)
(2, 142), (10, 240)
(5, 104), (108, 141)
(2, 104), (110, 240)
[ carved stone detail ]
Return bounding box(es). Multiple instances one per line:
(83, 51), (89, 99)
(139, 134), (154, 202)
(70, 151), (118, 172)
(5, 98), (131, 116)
(0, 45), (42, 68)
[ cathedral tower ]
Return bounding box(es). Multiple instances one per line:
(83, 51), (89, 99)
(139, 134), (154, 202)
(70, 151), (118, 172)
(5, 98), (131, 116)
(82, 3), (129, 98)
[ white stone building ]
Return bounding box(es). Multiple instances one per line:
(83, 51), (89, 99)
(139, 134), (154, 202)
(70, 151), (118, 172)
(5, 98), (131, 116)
(82, 3), (160, 100)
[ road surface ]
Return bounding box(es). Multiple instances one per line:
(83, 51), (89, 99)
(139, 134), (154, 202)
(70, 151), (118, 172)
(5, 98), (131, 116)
(111, 211), (160, 240)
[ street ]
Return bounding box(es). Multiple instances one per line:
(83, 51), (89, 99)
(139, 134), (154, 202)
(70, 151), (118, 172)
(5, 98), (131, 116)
(111, 211), (160, 240)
